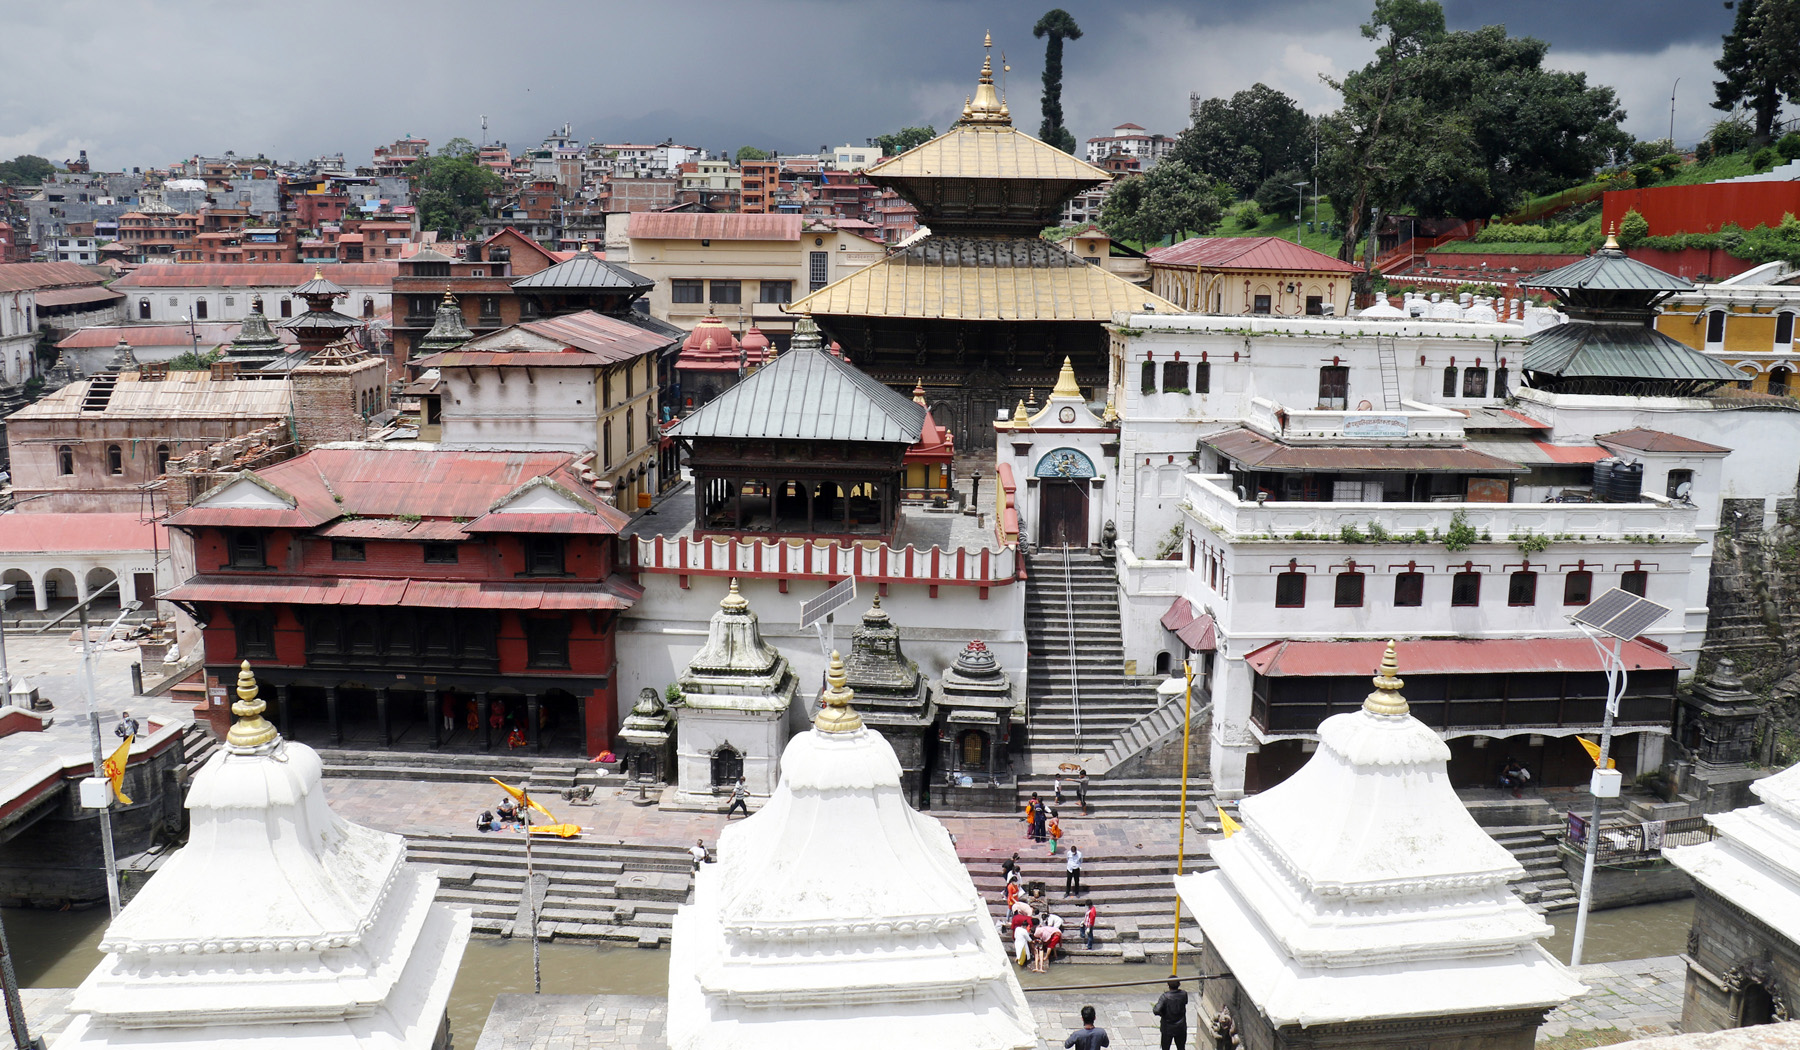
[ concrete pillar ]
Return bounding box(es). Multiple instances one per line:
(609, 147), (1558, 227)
(274, 683), (291, 738)
(375, 687), (390, 747)
(29, 571), (47, 613)
(527, 693), (542, 754)
(1637, 732), (1665, 775)
(325, 685), (342, 746)
(427, 691), (440, 748)
(477, 692), (491, 751)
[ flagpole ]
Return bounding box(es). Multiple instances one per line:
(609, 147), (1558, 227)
(78, 600), (122, 919)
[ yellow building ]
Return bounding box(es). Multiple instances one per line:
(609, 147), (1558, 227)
(1656, 283), (1800, 396)
(623, 213), (885, 341)
(1148, 236), (1360, 317)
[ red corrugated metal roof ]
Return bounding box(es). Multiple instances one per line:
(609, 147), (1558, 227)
(57, 323), (281, 349)
(0, 262), (105, 293)
(1159, 597), (1216, 651)
(1246, 637), (1686, 677)
(0, 513), (166, 553)
(1598, 428), (1732, 454)
(114, 263), (399, 289)
(1533, 442), (1612, 463)
(33, 285), (124, 307)
(421, 312), (673, 371)
(461, 512), (627, 535)
(1205, 428), (1527, 473)
(1501, 409), (1550, 429)
(1149, 236), (1361, 274)
(628, 213), (802, 242)
(164, 575), (639, 611)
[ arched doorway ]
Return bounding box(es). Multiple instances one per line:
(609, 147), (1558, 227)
(40, 568), (77, 605)
(1, 570), (32, 609)
(711, 744), (743, 789)
(1034, 448), (1095, 548)
(1771, 366), (1792, 398)
(84, 567), (119, 604)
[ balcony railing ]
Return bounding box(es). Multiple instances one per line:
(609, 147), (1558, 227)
(1183, 474), (1698, 543)
(629, 534), (1019, 591)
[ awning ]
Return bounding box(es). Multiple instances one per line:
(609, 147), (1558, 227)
(1159, 597), (1216, 651)
(1205, 428), (1526, 474)
(33, 286), (125, 308)
(162, 574), (641, 611)
(1245, 637), (1687, 677)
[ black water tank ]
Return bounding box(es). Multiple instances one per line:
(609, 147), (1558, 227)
(1612, 460), (1644, 502)
(1592, 458), (1617, 500)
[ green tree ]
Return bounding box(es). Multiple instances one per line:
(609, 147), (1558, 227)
(874, 126), (936, 156)
(1618, 208), (1650, 246)
(1099, 162), (1230, 246)
(0, 155), (56, 184)
(735, 145), (770, 163)
(438, 137), (476, 160)
(1033, 9), (1083, 153)
(409, 155), (503, 238)
(1714, 0), (1800, 144)
(1099, 174), (1151, 245)
(1172, 84), (1314, 196)
(1319, 0), (1627, 261)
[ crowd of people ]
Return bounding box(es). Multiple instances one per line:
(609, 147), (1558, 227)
(475, 795), (529, 832)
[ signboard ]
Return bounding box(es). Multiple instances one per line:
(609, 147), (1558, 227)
(1342, 415), (1409, 439)
(799, 577), (857, 630)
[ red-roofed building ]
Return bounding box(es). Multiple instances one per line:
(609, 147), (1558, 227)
(0, 512), (172, 616)
(1148, 236), (1360, 317)
(161, 446), (640, 756)
(113, 262), (398, 325)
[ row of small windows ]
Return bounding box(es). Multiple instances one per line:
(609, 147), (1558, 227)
(1141, 360), (1213, 395)
(1441, 365), (1509, 399)
(1705, 309), (1796, 346)
(136, 297), (374, 320)
(1274, 569), (1646, 609)
(1137, 360), (1512, 405)
(58, 444), (173, 476)
(670, 279), (793, 305)
(239, 534), (561, 572)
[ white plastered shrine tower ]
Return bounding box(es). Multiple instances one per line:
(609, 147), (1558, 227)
(1175, 642), (1583, 1048)
(52, 662), (471, 1050)
(666, 650), (1034, 1050)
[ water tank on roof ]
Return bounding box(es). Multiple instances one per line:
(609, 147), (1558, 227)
(1611, 459), (1644, 502)
(1591, 458), (1617, 500)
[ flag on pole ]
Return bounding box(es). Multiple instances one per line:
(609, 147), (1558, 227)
(1576, 736), (1616, 770)
(1217, 805), (1241, 838)
(490, 777), (554, 821)
(103, 736), (133, 805)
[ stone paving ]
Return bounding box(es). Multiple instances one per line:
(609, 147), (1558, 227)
(1541, 955), (1688, 1042)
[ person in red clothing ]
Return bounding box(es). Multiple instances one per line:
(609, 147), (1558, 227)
(1082, 900), (1098, 950)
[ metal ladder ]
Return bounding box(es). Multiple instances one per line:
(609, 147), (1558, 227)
(1376, 337), (1402, 410)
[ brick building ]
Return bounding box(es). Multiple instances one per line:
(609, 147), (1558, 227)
(390, 229), (559, 361)
(161, 447), (641, 758)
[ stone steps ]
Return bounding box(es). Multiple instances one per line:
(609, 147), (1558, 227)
(965, 850), (1207, 961)
(1490, 826), (1579, 912)
(179, 722), (220, 780)
(318, 748), (599, 789)
(1014, 775), (1217, 820)
(1023, 552), (1164, 761)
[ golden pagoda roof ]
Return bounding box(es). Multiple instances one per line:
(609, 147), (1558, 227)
(788, 236), (1181, 322)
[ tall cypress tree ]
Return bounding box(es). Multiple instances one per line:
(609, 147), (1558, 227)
(1033, 9), (1083, 153)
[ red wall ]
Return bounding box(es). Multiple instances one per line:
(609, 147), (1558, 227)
(1603, 182), (1800, 237)
(1622, 246), (1758, 281)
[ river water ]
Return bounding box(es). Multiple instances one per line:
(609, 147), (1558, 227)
(3, 896), (1697, 1044)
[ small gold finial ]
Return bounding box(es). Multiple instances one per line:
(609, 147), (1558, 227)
(1102, 395), (1119, 425)
(1362, 641), (1409, 717)
(312, 266), (323, 281)
(813, 650), (864, 733)
(226, 660), (279, 749)
(1010, 399), (1029, 426)
(1602, 225), (1621, 251)
(1051, 356), (1082, 399)
(440, 289), (457, 305)
(721, 578), (749, 613)
(913, 378), (927, 406)
(984, 30), (992, 48)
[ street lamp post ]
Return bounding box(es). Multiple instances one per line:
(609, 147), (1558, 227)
(1670, 78), (1681, 149)
(1292, 182), (1307, 242)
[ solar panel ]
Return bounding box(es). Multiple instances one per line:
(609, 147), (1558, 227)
(1570, 588), (1670, 640)
(799, 576), (857, 630)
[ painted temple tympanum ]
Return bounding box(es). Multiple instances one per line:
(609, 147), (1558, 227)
(666, 650), (1034, 1050)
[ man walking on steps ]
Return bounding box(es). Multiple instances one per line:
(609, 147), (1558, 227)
(725, 776), (750, 818)
(1065, 844), (1083, 896)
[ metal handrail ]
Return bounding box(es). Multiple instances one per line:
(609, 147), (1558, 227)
(1064, 544), (1081, 746)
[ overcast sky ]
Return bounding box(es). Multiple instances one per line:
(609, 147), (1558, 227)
(3, 0), (1740, 170)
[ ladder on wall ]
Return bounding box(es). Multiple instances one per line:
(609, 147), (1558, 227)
(1376, 337), (1402, 410)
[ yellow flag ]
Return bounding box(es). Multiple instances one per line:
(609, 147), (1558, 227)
(1576, 736), (1617, 770)
(1217, 805), (1241, 838)
(490, 777), (554, 821)
(103, 735), (133, 805)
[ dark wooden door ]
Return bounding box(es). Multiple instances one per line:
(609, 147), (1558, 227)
(1039, 481), (1089, 547)
(133, 572), (156, 604)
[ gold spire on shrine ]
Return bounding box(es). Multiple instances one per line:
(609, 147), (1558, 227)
(1010, 400), (1029, 427)
(814, 650), (864, 733)
(227, 660), (279, 750)
(912, 378), (928, 406)
(961, 34), (1011, 126)
(1363, 641), (1409, 717)
(1051, 356), (1082, 399)
(721, 577), (749, 613)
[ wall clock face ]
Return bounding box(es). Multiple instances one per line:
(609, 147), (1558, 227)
(1059, 406), (1076, 424)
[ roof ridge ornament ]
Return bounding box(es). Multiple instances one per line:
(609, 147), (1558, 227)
(961, 35), (1011, 126)
(813, 649), (864, 733)
(1051, 356), (1081, 399)
(227, 660), (280, 751)
(1362, 640), (1408, 717)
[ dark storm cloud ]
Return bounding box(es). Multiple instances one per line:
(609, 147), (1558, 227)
(0, 0), (1737, 170)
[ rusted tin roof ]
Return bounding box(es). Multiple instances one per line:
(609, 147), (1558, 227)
(1246, 637), (1686, 677)
(163, 574), (639, 611)
(1204, 428), (1527, 473)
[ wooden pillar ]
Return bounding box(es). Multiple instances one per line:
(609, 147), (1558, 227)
(693, 472), (705, 530)
(325, 685), (342, 746)
(478, 692), (492, 751)
(427, 691), (440, 748)
(274, 683), (291, 739)
(805, 482), (815, 533)
(375, 687), (391, 747)
(733, 481), (743, 530)
(527, 693), (542, 754)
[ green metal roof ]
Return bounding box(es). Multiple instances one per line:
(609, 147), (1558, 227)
(1520, 246), (1694, 296)
(1521, 321), (1744, 382)
(511, 251), (653, 292)
(671, 320), (925, 444)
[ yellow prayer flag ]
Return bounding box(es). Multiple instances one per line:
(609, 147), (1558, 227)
(103, 735), (133, 805)
(490, 777), (554, 821)
(1576, 736), (1617, 770)
(1217, 805), (1241, 838)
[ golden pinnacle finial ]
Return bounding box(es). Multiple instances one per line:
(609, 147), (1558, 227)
(226, 660), (279, 749)
(984, 30), (992, 48)
(721, 577), (749, 613)
(1103, 395), (1119, 424)
(1011, 399), (1029, 426)
(913, 378), (927, 406)
(312, 266), (323, 281)
(813, 650), (864, 733)
(1051, 356), (1082, 399)
(1362, 641), (1409, 717)
(1602, 224), (1621, 251)
(441, 289), (457, 304)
